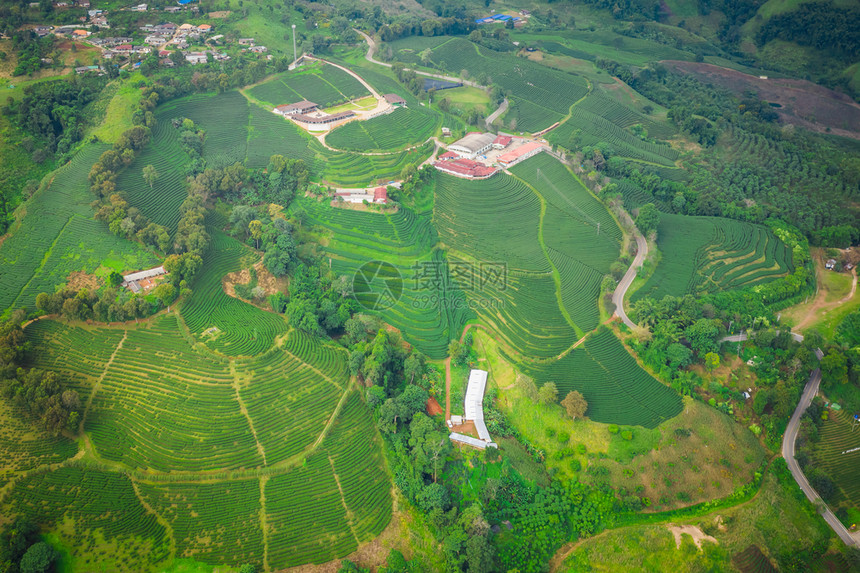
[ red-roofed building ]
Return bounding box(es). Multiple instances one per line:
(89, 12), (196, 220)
(438, 151), (458, 160)
(373, 187), (388, 204)
(433, 158), (498, 179)
(159, 49), (170, 57)
(496, 140), (547, 168)
(493, 135), (512, 149)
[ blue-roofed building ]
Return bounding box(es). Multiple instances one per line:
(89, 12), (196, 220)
(176, 0), (194, 5)
(494, 14), (512, 21)
(475, 17), (494, 24)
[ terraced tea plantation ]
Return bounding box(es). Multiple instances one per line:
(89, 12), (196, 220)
(5, 315), (393, 571)
(387, 36), (589, 132)
(326, 106), (438, 152)
(811, 410), (860, 518)
(632, 214), (794, 302)
(249, 63), (369, 108)
(297, 197), (472, 359)
(0, 144), (158, 313)
(518, 327), (683, 428)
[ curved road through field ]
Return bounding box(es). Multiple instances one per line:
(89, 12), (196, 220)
(611, 212), (647, 329)
(355, 30), (509, 124)
(782, 368), (858, 547)
(719, 331), (857, 546)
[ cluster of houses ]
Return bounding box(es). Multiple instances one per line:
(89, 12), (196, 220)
(433, 132), (548, 179)
(140, 21), (212, 49)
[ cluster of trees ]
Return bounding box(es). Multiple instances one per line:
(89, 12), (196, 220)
(7, 74), (104, 158)
(88, 126), (152, 198)
(279, 263), (356, 336)
(756, 2), (860, 61)
(172, 117), (206, 176)
(627, 67), (860, 243)
(0, 312), (80, 435)
(339, 549), (421, 573)
(94, 193), (171, 253)
(391, 62), (424, 96)
(36, 283), (178, 323)
(377, 15), (474, 43)
(9, 33), (53, 76)
(0, 518), (60, 573)
(232, 206), (298, 278)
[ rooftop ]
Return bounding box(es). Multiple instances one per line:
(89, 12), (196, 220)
(449, 132), (495, 154)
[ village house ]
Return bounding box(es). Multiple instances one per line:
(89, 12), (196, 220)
(130, 4), (148, 12)
(249, 45), (267, 53)
(383, 93), (407, 107)
(238, 38), (255, 46)
(184, 51), (208, 65)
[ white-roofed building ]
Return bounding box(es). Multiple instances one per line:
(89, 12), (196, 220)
(450, 369), (497, 449)
(448, 132), (496, 159)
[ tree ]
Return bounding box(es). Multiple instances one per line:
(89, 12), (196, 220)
(239, 566), (256, 573)
(538, 382), (559, 405)
(704, 352), (720, 371)
(821, 348), (848, 385)
(635, 203), (660, 234)
(685, 318), (720, 356)
(249, 220), (263, 249)
(153, 283), (176, 307)
(19, 542), (58, 573)
(561, 391), (588, 420)
(142, 164), (159, 189)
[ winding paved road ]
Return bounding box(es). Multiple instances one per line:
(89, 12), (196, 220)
(781, 368), (857, 547)
(611, 213), (647, 329)
(610, 237), (856, 545)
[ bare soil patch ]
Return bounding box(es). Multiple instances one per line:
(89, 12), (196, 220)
(666, 524), (718, 549)
(66, 271), (99, 291)
(223, 260), (286, 308)
(663, 60), (860, 139)
(426, 396), (443, 416)
(207, 11), (231, 18)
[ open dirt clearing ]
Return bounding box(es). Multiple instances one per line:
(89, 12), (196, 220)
(663, 61), (860, 139)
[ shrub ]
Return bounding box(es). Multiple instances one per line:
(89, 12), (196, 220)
(557, 430), (570, 443)
(608, 424), (620, 434)
(621, 430), (633, 441)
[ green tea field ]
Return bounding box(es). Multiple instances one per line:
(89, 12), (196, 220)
(0, 144), (159, 314)
(632, 213), (795, 303)
(11, 314), (392, 571)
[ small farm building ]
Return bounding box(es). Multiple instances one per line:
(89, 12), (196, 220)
(275, 100), (318, 116)
(373, 187), (388, 204)
(825, 259), (837, 270)
(433, 158), (497, 179)
(290, 110), (355, 125)
(442, 127), (451, 137)
(449, 369), (497, 449)
(493, 135), (512, 149)
(448, 132), (495, 159)
(122, 266), (166, 293)
(383, 94), (407, 107)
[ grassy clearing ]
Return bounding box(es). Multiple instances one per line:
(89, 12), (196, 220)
(91, 77), (145, 143)
(560, 468), (832, 572)
(439, 86), (491, 113)
(324, 95), (377, 113)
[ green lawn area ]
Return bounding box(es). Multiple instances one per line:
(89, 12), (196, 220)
(324, 95), (377, 113)
(91, 75), (146, 144)
(439, 86), (491, 113)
